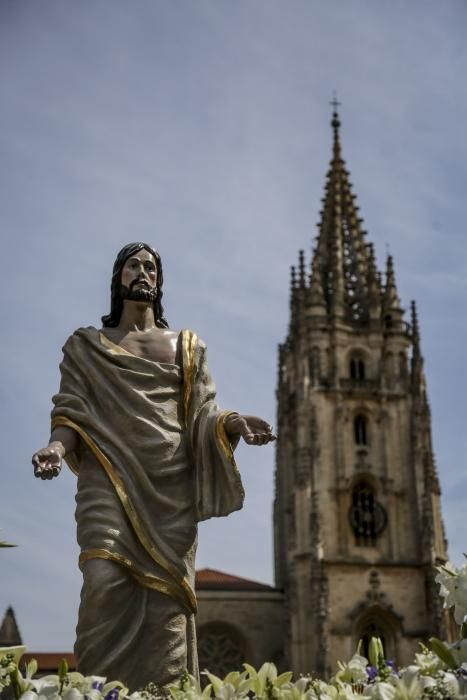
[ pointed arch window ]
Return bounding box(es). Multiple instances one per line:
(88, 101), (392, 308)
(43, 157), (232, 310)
(349, 481), (387, 546)
(354, 414), (368, 445)
(350, 357), (365, 380)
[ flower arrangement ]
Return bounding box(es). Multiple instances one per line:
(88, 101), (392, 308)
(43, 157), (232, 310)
(2, 559), (467, 700)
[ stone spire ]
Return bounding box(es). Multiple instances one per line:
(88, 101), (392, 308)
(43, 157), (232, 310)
(367, 242), (382, 319)
(313, 107), (375, 325)
(383, 255), (404, 328)
(298, 250), (306, 288)
(306, 254), (327, 317)
(288, 265), (298, 339)
(410, 300), (424, 395)
(0, 606), (22, 646)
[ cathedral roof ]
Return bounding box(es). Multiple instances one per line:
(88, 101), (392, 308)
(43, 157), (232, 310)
(22, 652), (76, 672)
(196, 568), (275, 591)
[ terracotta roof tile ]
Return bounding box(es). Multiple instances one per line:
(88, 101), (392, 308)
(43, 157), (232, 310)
(22, 653), (76, 672)
(195, 568), (274, 591)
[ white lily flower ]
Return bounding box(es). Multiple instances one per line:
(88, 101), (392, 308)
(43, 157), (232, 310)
(334, 654), (368, 684)
(436, 563), (467, 624)
(335, 682), (367, 699)
(392, 677), (423, 700)
(442, 671), (461, 696)
(30, 675), (60, 696)
(309, 680), (338, 700)
(20, 692), (39, 700)
(65, 672), (86, 688)
(61, 687), (85, 700)
(363, 681), (396, 700)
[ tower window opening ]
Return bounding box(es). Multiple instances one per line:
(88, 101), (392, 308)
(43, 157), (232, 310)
(350, 357), (365, 380)
(354, 414), (367, 445)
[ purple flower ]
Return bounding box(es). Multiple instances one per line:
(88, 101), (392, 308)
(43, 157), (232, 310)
(105, 689), (119, 700)
(367, 666), (378, 681)
(92, 681), (105, 691)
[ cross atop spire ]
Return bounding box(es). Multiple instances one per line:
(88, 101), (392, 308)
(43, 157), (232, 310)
(329, 92), (341, 113)
(329, 93), (342, 156)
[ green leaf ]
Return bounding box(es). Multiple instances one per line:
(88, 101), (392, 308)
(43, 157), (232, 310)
(26, 659), (38, 679)
(202, 683), (213, 700)
(275, 672), (293, 687)
(223, 671), (239, 685)
(356, 639), (363, 657)
(58, 657), (68, 681)
(368, 637), (381, 667)
(242, 663), (258, 679)
(429, 637), (458, 669)
(377, 637), (385, 660)
(205, 672), (223, 695)
(461, 622), (467, 639)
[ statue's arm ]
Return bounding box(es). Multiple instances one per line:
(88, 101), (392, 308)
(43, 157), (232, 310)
(224, 413), (276, 447)
(32, 426), (79, 480)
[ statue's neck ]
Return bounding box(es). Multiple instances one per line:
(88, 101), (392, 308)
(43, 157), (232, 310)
(118, 301), (156, 332)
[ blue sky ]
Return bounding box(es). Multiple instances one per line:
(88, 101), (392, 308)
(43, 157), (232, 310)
(1, 0), (466, 651)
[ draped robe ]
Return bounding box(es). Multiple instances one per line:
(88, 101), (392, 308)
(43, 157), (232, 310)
(51, 327), (244, 690)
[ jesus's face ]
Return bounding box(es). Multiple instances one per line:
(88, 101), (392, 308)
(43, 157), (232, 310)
(120, 248), (158, 302)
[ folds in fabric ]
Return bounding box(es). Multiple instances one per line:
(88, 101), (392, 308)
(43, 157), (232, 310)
(51, 326), (245, 611)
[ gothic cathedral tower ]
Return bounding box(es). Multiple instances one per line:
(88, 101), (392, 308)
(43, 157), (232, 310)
(273, 108), (448, 677)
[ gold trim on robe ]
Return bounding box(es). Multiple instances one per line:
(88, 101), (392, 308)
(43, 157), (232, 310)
(182, 330), (198, 423)
(79, 548), (190, 610)
(216, 411), (245, 499)
(51, 415), (197, 614)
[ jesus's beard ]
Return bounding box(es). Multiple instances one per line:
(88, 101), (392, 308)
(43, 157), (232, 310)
(120, 284), (157, 303)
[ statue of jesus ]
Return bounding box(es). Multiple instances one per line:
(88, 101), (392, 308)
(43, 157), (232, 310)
(31, 243), (274, 691)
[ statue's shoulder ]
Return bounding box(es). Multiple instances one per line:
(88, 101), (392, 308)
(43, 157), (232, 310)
(180, 329), (207, 353)
(181, 328), (205, 345)
(62, 326), (98, 351)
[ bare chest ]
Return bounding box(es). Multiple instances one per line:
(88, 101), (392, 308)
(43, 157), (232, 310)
(101, 329), (180, 365)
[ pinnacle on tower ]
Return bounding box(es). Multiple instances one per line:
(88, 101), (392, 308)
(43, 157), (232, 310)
(307, 255), (327, 315)
(383, 255), (403, 328)
(298, 250), (306, 288)
(288, 265), (298, 337)
(411, 300), (424, 394)
(411, 300), (420, 350)
(290, 265), (297, 293)
(366, 242), (382, 318)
